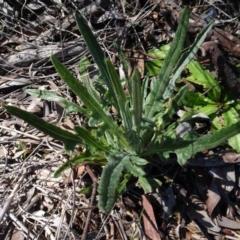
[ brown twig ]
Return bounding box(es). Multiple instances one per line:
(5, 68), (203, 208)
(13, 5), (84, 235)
(81, 165), (98, 240)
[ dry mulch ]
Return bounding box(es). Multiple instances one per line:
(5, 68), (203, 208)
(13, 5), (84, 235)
(1, 0), (240, 239)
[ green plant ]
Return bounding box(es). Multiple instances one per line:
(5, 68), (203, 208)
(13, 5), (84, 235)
(4, 7), (240, 213)
(182, 60), (240, 152)
(145, 41), (240, 152)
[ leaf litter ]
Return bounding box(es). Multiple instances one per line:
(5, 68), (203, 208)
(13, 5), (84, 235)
(1, 0), (240, 239)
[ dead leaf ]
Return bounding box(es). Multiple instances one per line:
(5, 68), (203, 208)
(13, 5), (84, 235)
(0, 145), (7, 158)
(142, 195), (161, 240)
(0, 75), (31, 89)
(63, 165), (85, 185)
(218, 165), (235, 194)
(188, 152), (240, 167)
(137, 57), (145, 78)
(213, 27), (240, 58)
(63, 116), (74, 130)
(206, 176), (221, 216)
(187, 204), (221, 233)
(153, 186), (175, 220)
(217, 215), (240, 230)
(10, 230), (25, 240)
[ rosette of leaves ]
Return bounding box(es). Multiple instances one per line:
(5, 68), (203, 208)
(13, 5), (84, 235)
(4, 7), (240, 213)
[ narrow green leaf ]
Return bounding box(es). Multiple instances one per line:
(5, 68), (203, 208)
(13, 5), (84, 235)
(75, 11), (109, 84)
(142, 75), (149, 106)
(163, 20), (213, 99)
(79, 56), (91, 86)
(4, 105), (81, 152)
(143, 137), (194, 156)
(79, 56), (102, 102)
(175, 121), (240, 165)
(114, 43), (131, 93)
(105, 58), (132, 131)
(51, 55), (130, 150)
(145, 7), (190, 120)
(75, 11), (118, 107)
(74, 126), (110, 152)
(131, 68), (142, 135)
(25, 89), (89, 115)
(98, 153), (129, 213)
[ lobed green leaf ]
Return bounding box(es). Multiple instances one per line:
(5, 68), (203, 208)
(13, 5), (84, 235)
(143, 137), (194, 156)
(124, 158), (146, 177)
(98, 153), (129, 213)
(175, 121), (240, 165)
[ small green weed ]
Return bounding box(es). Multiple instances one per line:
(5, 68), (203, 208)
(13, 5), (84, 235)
(4, 7), (240, 213)
(182, 60), (240, 152)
